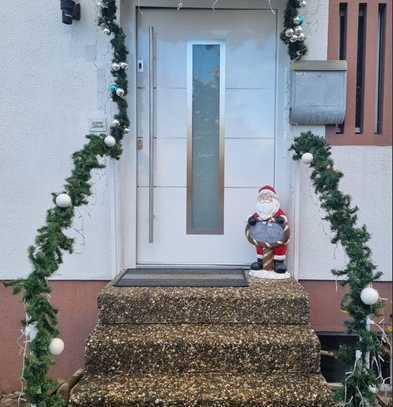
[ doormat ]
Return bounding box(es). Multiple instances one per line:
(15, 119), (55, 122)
(113, 268), (249, 288)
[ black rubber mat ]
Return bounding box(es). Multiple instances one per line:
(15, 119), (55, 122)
(113, 268), (249, 287)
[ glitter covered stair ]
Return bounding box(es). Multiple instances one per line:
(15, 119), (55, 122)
(85, 324), (321, 375)
(71, 372), (334, 407)
(71, 277), (334, 406)
(98, 277), (310, 325)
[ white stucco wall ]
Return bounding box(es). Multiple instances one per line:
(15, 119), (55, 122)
(297, 147), (392, 281)
(0, 0), (117, 280)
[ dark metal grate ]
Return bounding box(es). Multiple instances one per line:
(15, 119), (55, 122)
(113, 268), (249, 288)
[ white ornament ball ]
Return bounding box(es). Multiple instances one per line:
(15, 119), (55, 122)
(25, 322), (38, 341)
(49, 338), (64, 356)
(120, 62), (128, 70)
(112, 119), (120, 127)
(290, 35), (299, 43)
(104, 135), (116, 147)
(297, 32), (306, 41)
(103, 28), (111, 35)
(116, 88), (125, 97)
(112, 63), (120, 71)
(124, 127), (130, 134)
(299, 0), (307, 7)
(55, 193), (72, 208)
(285, 28), (294, 38)
(360, 287), (379, 305)
(301, 152), (313, 164)
(369, 385), (378, 394)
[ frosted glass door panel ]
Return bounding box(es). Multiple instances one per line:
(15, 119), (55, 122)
(188, 43), (224, 234)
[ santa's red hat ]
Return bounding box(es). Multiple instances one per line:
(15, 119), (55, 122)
(258, 185), (276, 194)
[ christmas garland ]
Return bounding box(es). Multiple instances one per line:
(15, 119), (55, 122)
(5, 1), (127, 405)
(280, 0), (308, 60)
(290, 132), (384, 406)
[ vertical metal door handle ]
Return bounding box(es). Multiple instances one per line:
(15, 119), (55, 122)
(148, 26), (155, 243)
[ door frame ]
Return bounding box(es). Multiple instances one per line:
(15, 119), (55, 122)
(117, 0), (292, 274)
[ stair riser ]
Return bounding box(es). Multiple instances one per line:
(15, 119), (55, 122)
(72, 399), (333, 407)
(85, 340), (320, 375)
(70, 373), (334, 407)
(98, 295), (309, 325)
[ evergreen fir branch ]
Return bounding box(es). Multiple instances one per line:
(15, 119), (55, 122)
(290, 131), (384, 406)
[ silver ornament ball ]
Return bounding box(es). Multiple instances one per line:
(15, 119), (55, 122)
(360, 287), (379, 305)
(112, 63), (120, 71)
(290, 35), (299, 43)
(119, 62), (128, 70)
(116, 88), (125, 97)
(297, 32), (305, 41)
(301, 152), (313, 164)
(124, 127), (130, 134)
(285, 28), (294, 38)
(299, 0), (307, 7)
(55, 193), (72, 208)
(103, 28), (111, 35)
(112, 119), (120, 127)
(294, 25), (303, 35)
(104, 135), (116, 147)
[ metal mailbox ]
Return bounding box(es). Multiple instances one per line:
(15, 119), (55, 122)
(290, 60), (347, 126)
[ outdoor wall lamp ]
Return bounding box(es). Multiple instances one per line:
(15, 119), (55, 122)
(60, 0), (81, 25)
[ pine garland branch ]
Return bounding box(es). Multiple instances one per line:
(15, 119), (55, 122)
(4, 1), (128, 405)
(290, 131), (384, 407)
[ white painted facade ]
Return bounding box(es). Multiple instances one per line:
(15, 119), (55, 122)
(0, 0), (391, 281)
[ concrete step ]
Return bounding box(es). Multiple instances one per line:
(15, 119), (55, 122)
(98, 277), (310, 325)
(70, 372), (334, 407)
(85, 324), (321, 375)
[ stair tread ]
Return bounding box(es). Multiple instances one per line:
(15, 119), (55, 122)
(71, 372), (334, 406)
(100, 276), (307, 301)
(98, 277), (310, 325)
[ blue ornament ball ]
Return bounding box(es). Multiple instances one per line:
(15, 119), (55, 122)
(293, 15), (304, 25)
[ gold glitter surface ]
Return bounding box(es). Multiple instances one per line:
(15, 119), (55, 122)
(98, 277), (310, 325)
(70, 372), (334, 406)
(85, 324), (321, 375)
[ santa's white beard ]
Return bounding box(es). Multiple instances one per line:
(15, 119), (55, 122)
(256, 199), (280, 220)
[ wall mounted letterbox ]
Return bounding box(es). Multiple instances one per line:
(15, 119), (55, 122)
(290, 60), (347, 126)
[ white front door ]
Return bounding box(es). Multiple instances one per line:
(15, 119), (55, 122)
(136, 8), (277, 266)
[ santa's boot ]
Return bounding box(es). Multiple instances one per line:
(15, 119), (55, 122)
(250, 258), (263, 270)
(274, 260), (287, 274)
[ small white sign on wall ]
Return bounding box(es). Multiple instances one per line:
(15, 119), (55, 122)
(89, 118), (107, 133)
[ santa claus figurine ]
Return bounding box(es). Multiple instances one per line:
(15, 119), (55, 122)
(247, 185), (289, 273)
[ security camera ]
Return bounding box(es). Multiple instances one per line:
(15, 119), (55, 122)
(60, 0), (81, 25)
